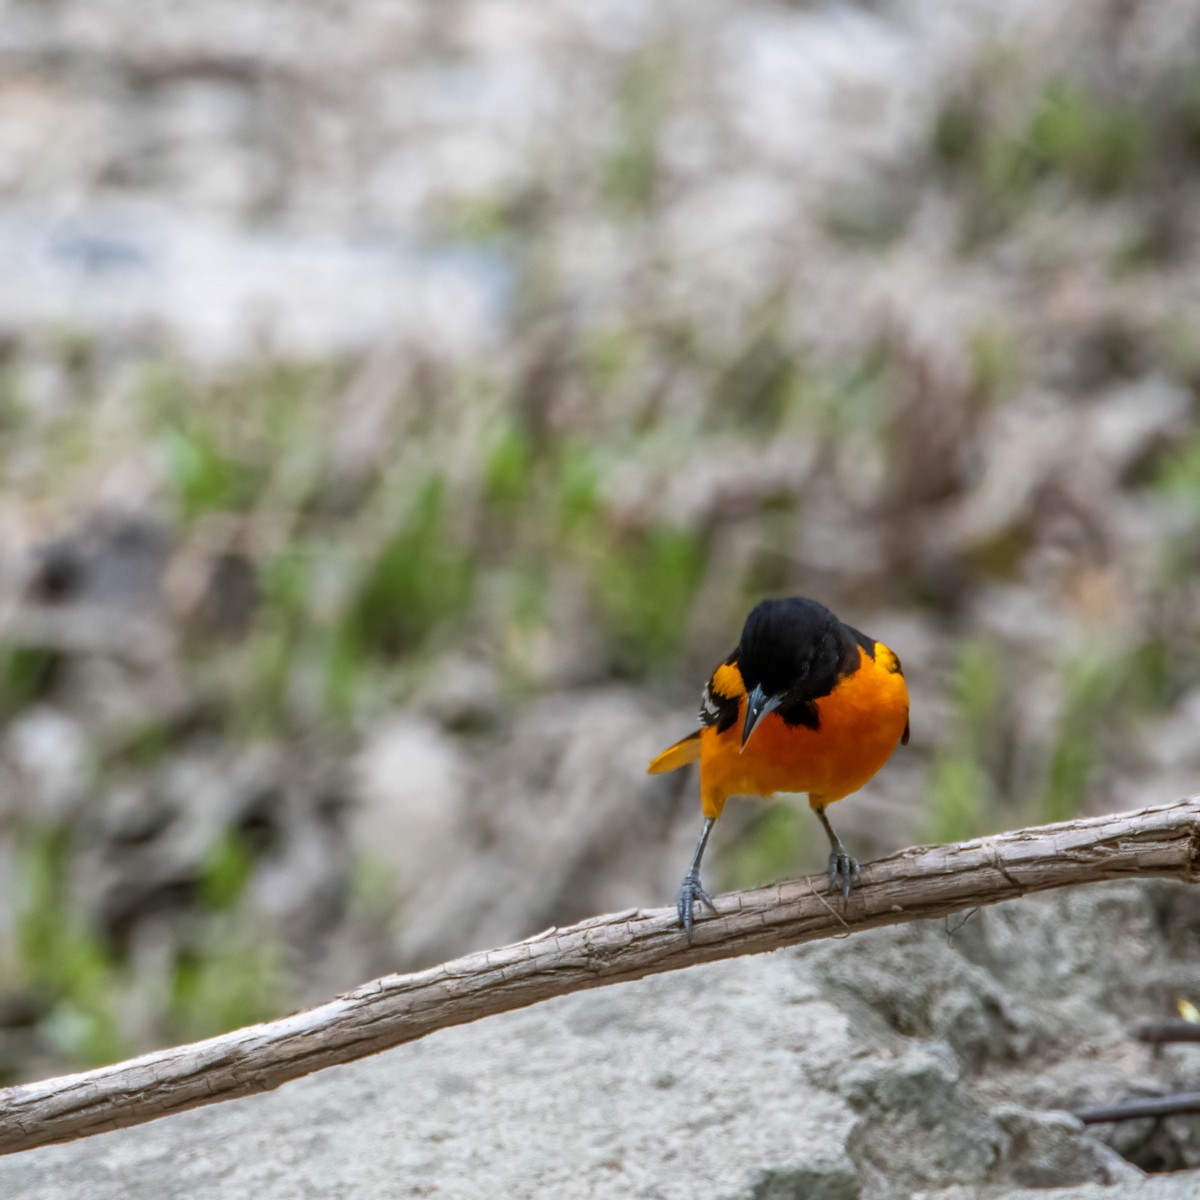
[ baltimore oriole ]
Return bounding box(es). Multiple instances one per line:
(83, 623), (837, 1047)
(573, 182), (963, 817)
(648, 596), (909, 932)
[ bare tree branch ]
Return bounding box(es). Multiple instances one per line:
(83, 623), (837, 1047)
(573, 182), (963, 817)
(1076, 1093), (1200, 1124)
(1135, 1021), (1200, 1046)
(1, 799), (1197, 1157)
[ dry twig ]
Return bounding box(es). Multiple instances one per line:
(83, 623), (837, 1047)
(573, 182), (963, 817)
(1076, 1093), (1200, 1124)
(1136, 1021), (1200, 1046)
(1, 799), (1197, 1158)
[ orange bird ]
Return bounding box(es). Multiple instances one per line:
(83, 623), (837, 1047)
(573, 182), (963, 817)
(648, 596), (909, 932)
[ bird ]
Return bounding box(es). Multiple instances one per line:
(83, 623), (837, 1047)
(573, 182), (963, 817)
(647, 596), (909, 934)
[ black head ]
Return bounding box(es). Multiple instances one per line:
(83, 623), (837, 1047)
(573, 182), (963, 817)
(735, 598), (861, 747)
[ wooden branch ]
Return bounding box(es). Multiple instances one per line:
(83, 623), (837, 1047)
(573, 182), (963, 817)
(1136, 1020), (1200, 1045)
(1, 799), (1197, 1158)
(1076, 1092), (1200, 1124)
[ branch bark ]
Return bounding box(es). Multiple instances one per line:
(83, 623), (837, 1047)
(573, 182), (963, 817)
(2, 799), (1198, 1157)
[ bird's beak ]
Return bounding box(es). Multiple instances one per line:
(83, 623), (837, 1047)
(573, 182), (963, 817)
(741, 685), (781, 751)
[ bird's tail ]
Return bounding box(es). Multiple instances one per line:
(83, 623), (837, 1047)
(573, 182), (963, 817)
(647, 730), (702, 774)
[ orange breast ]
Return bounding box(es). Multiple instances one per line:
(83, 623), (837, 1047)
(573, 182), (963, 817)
(698, 645), (908, 818)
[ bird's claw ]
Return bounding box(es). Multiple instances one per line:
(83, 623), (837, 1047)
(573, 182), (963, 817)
(828, 847), (861, 903)
(676, 870), (715, 936)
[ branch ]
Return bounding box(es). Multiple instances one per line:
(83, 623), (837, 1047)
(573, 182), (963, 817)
(1076, 1093), (1200, 1124)
(1, 799), (1197, 1157)
(1135, 1020), (1200, 1045)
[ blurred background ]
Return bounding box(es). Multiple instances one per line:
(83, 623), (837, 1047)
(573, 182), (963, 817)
(0, 0), (1198, 1084)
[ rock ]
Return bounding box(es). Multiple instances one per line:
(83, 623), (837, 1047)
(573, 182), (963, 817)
(993, 1106), (1142, 1189)
(26, 514), (169, 615)
(737, 1158), (862, 1200)
(844, 1044), (1005, 1191)
(350, 715), (473, 903)
(389, 688), (687, 967)
(3, 706), (89, 823)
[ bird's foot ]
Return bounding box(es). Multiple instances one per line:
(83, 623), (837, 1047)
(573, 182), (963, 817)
(827, 846), (861, 903)
(676, 871), (715, 936)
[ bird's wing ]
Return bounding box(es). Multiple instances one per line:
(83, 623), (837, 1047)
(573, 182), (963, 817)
(646, 650), (743, 775)
(699, 651), (742, 734)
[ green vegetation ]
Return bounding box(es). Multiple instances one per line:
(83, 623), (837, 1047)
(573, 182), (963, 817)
(341, 479), (478, 657)
(923, 640), (1007, 844)
(934, 71), (1153, 243)
(167, 937), (281, 1044)
(966, 324), (1020, 405)
(720, 805), (809, 893)
(926, 753), (989, 846)
(711, 329), (799, 434)
(438, 192), (517, 245)
(1038, 653), (1125, 824)
(923, 636), (1180, 838)
(484, 420), (535, 514)
(602, 42), (678, 215)
(1025, 84), (1147, 198)
(200, 830), (259, 912)
(0, 359), (22, 442)
(162, 425), (260, 520)
(587, 523), (710, 674)
(13, 828), (126, 1069)
(1155, 427), (1200, 513)
(579, 325), (634, 395)
(6, 821), (286, 1069)
(0, 646), (62, 712)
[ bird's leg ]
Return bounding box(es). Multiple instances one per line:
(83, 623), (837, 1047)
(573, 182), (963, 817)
(677, 817), (717, 936)
(814, 805), (860, 903)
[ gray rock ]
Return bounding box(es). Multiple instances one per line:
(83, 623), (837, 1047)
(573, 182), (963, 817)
(736, 1158), (862, 1200)
(992, 1106), (1141, 1189)
(844, 1043), (1005, 1191)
